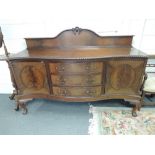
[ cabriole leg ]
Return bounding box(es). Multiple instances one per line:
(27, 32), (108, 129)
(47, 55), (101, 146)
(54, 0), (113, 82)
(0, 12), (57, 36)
(14, 99), (32, 115)
(14, 101), (20, 111)
(123, 99), (140, 117)
(19, 102), (28, 115)
(132, 102), (140, 117)
(9, 90), (17, 100)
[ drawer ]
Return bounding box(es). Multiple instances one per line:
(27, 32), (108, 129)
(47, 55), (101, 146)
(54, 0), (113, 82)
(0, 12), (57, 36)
(51, 74), (102, 86)
(50, 62), (103, 74)
(53, 86), (101, 97)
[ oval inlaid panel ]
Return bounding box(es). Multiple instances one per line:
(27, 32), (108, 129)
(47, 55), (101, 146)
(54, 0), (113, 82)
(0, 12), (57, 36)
(20, 66), (44, 89)
(110, 64), (135, 90)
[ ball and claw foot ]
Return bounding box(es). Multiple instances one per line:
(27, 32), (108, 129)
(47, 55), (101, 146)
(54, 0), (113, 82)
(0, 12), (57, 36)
(9, 90), (17, 100)
(9, 94), (15, 100)
(14, 105), (19, 111)
(22, 107), (28, 115)
(132, 103), (140, 117)
(14, 102), (20, 111)
(20, 103), (28, 115)
(132, 111), (137, 117)
(14, 101), (28, 114)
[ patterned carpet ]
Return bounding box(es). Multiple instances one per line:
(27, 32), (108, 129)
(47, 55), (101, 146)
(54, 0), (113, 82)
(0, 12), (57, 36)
(89, 106), (155, 135)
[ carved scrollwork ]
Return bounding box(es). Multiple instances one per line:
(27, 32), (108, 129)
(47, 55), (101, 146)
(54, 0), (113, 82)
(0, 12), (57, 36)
(72, 27), (82, 35)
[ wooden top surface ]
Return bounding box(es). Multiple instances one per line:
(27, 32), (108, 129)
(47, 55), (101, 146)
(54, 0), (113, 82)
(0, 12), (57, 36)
(9, 46), (147, 60)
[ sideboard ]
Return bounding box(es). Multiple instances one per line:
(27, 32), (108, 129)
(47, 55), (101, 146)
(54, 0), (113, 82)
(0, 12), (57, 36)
(0, 27), (148, 116)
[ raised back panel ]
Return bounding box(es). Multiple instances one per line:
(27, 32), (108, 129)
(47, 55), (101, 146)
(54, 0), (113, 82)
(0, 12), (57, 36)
(0, 27), (3, 48)
(25, 27), (133, 49)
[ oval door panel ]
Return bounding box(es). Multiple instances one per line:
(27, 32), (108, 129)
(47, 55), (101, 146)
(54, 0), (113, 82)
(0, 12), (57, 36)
(20, 65), (45, 89)
(110, 64), (135, 90)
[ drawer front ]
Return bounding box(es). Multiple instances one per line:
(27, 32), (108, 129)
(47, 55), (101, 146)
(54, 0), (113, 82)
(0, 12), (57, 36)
(11, 61), (49, 95)
(51, 74), (102, 86)
(53, 86), (101, 97)
(50, 62), (103, 74)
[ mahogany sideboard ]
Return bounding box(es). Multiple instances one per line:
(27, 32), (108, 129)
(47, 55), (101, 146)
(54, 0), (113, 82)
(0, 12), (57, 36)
(0, 27), (148, 116)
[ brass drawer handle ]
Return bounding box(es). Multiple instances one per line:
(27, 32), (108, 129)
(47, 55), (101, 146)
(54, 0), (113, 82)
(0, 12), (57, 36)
(59, 76), (66, 85)
(59, 88), (69, 96)
(85, 66), (90, 70)
(86, 80), (95, 84)
(85, 89), (96, 96)
(55, 64), (65, 72)
(86, 77), (95, 84)
(60, 81), (65, 85)
(85, 63), (98, 71)
(85, 64), (91, 71)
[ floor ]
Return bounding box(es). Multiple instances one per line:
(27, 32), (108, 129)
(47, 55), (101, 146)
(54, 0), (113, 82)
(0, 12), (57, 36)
(0, 94), (155, 135)
(0, 94), (90, 135)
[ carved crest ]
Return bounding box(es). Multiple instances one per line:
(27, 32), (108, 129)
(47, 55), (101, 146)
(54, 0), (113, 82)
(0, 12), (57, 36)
(72, 27), (82, 35)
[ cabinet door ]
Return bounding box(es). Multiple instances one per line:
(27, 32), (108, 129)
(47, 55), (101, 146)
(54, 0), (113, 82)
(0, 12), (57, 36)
(11, 61), (49, 95)
(105, 59), (145, 95)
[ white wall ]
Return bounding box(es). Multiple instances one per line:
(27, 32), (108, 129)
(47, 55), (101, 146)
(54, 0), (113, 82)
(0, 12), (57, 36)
(0, 0), (155, 93)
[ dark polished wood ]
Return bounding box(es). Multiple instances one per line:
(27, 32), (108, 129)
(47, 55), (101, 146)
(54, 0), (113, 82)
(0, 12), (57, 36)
(0, 27), (148, 116)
